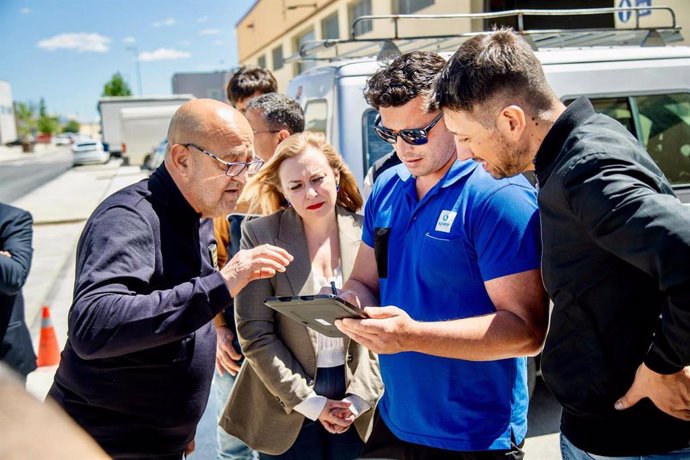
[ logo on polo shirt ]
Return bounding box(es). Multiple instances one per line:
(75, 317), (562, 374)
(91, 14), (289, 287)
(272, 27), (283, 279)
(435, 210), (457, 233)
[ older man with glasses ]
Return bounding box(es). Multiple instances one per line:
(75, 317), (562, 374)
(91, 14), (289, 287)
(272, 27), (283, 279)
(48, 99), (293, 460)
(334, 51), (548, 460)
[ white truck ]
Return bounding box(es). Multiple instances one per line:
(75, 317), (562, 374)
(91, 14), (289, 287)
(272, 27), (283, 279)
(97, 95), (194, 163)
(119, 105), (180, 166)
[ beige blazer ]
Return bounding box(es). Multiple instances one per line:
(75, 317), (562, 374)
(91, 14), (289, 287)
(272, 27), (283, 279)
(220, 206), (383, 455)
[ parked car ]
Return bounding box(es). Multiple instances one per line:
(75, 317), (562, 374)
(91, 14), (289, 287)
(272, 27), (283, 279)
(5, 138), (24, 147)
(71, 140), (110, 166)
(55, 133), (78, 146)
(141, 139), (167, 174)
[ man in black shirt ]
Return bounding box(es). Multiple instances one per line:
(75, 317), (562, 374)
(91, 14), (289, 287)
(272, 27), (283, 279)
(0, 202), (36, 381)
(432, 30), (690, 458)
(48, 99), (292, 459)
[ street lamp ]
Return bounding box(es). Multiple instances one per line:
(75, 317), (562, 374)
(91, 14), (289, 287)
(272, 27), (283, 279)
(126, 46), (143, 96)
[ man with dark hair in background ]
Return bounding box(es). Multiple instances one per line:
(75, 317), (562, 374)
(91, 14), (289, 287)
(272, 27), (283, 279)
(243, 92), (305, 163)
(432, 29), (690, 459)
(336, 50), (548, 459)
(226, 65), (278, 112)
(212, 92), (304, 460)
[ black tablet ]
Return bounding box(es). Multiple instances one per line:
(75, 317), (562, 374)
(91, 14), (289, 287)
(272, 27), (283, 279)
(264, 294), (367, 338)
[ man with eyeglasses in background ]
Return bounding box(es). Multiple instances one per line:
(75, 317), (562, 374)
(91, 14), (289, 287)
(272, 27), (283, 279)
(334, 51), (548, 459)
(211, 91), (303, 460)
(48, 99), (293, 460)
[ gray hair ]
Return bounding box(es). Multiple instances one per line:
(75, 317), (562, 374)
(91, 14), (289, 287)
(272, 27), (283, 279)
(245, 93), (305, 135)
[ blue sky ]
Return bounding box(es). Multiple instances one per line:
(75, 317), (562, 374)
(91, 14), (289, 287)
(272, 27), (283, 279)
(0, 0), (256, 123)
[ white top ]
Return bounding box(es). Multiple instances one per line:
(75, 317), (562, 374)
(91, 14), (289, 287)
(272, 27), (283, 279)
(292, 267), (371, 421)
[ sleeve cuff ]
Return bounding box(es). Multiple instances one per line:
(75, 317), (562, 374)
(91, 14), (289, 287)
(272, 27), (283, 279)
(293, 394), (327, 421)
(203, 271), (232, 315)
(343, 394), (371, 419)
(644, 345), (684, 375)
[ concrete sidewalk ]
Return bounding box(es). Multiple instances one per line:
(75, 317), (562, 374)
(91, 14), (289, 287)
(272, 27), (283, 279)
(0, 143), (66, 163)
(7, 161), (148, 399)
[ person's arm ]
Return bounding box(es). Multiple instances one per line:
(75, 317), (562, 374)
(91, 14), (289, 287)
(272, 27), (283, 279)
(214, 317), (242, 376)
(213, 216), (230, 268)
(565, 153), (690, 373)
(69, 206), (290, 360)
(561, 152), (690, 419)
(340, 243), (379, 310)
(212, 215), (243, 376)
(234, 221), (316, 413)
(338, 184), (548, 359)
(338, 269), (547, 359)
(341, 344), (381, 417)
(0, 207), (33, 296)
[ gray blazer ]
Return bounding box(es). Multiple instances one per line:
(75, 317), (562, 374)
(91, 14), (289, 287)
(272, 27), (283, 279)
(220, 206), (383, 455)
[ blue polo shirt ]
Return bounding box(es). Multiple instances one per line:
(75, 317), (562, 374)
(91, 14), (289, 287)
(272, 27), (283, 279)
(363, 160), (541, 451)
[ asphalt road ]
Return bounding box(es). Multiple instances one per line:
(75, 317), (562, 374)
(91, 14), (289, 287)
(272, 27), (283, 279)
(0, 149), (72, 203)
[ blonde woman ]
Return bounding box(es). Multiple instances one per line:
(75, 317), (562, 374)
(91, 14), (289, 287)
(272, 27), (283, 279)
(220, 132), (382, 460)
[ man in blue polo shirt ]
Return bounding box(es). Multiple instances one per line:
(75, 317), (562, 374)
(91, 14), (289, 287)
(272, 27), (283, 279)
(337, 51), (548, 459)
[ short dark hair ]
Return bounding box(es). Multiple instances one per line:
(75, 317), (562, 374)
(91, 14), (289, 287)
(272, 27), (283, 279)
(431, 29), (555, 117)
(245, 93), (305, 134)
(364, 51), (446, 111)
(226, 65), (278, 106)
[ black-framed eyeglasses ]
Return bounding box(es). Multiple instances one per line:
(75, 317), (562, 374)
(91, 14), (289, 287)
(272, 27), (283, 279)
(182, 143), (264, 177)
(373, 112), (444, 145)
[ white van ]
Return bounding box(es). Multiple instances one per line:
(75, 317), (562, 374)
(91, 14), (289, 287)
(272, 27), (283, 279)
(287, 8), (690, 203)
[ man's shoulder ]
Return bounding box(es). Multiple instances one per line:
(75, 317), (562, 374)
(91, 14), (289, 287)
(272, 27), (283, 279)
(0, 203), (31, 223)
(370, 151), (401, 181)
(87, 180), (155, 228)
(244, 208), (286, 234)
(372, 163), (407, 193)
(99, 179), (151, 211)
(463, 165), (536, 201)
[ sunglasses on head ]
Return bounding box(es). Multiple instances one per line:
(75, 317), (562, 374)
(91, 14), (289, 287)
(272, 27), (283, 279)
(373, 112), (444, 146)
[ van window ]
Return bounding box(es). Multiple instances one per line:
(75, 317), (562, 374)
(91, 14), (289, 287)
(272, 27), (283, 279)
(363, 109), (394, 171)
(304, 100), (328, 134)
(575, 93), (690, 186)
(637, 93), (690, 185)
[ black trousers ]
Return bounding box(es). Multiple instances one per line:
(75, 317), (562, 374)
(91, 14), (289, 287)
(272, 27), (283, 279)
(359, 413), (524, 460)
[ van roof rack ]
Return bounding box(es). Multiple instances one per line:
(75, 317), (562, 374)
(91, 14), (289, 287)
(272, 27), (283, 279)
(285, 6), (682, 64)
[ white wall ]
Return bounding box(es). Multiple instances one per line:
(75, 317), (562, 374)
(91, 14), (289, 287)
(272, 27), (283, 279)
(0, 80), (17, 144)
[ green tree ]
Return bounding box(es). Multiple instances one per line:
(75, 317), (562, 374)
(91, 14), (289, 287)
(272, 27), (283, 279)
(62, 119), (81, 133)
(14, 101), (37, 137)
(35, 97), (59, 135)
(37, 115), (59, 135)
(102, 72), (132, 97)
(39, 97), (48, 117)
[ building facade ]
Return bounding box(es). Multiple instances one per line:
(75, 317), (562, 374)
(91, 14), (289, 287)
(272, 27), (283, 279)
(235, 0), (690, 91)
(171, 70), (235, 102)
(0, 80), (17, 145)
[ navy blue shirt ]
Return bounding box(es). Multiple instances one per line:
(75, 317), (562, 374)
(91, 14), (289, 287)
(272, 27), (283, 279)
(363, 160), (541, 451)
(49, 165), (232, 457)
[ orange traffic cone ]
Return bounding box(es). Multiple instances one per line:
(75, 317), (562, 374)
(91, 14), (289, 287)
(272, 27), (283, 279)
(36, 306), (60, 367)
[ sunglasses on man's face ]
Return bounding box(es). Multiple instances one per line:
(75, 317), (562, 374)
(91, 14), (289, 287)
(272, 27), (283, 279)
(373, 112), (444, 146)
